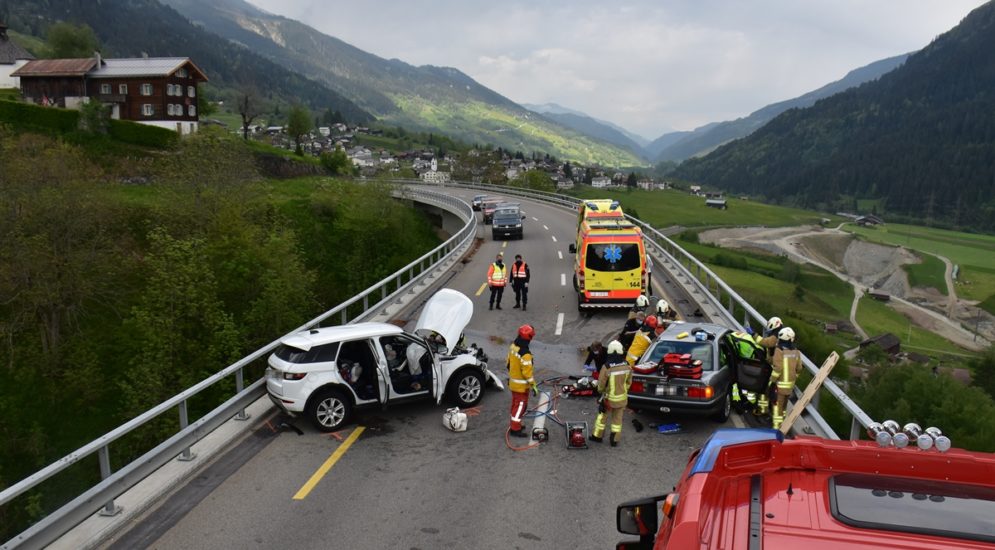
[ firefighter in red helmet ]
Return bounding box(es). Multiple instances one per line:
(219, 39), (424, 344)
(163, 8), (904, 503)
(507, 324), (537, 437)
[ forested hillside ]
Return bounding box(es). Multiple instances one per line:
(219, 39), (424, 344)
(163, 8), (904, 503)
(0, 127), (438, 540)
(675, 2), (995, 231)
(653, 54), (909, 162)
(0, 0), (372, 121)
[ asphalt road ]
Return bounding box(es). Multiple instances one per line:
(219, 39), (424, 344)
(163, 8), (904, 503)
(107, 189), (732, 550)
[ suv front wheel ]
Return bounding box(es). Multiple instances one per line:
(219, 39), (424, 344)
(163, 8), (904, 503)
(307, 388), (352, 432)
(450, 370), (484, 407)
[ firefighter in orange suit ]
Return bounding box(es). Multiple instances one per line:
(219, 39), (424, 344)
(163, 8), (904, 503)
(487, 253), (507, 310)
(625, 315), (657, 366)
(590, 340), (632, 447)
(507, 324), (537, 437)
(768, 327), (802, 430)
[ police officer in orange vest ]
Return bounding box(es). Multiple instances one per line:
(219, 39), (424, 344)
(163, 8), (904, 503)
(487, 253), (507, 310)
(511, 254), (530, 311)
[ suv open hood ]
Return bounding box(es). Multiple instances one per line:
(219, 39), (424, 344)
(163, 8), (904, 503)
(414, 288), (473, 353)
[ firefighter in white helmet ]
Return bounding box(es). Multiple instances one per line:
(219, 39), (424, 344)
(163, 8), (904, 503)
(752, 316), (784, 415)
(590, 340), (632, 447)
(627, 295), (650, 320)
(653, 299), (676, 336)
(767, 327), (802, 430)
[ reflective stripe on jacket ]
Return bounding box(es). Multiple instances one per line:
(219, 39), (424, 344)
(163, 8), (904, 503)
(488, 263), (507, 287)
(625, 331), (652, 366)
(507, 340), (534, 393)
(768, 347), (802, 395)
(597, 361), (632, 407)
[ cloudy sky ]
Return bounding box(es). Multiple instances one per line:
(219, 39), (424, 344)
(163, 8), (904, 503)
(246, 0), (986, 139)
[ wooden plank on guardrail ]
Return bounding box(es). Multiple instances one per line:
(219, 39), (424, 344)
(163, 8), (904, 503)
(780, 351), (839, 435)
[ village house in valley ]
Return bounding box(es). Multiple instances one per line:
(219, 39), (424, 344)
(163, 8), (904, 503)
(0, 23), (35, 88)
(12, 54), (208, 134)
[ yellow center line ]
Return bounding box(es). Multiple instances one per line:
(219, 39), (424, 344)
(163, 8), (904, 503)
(475, 282), (488, 296)
(502, 241), (507, 248)
(293, 426), (365, 500)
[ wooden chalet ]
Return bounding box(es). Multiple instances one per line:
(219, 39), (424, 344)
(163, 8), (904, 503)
(12, 54), (208, 134)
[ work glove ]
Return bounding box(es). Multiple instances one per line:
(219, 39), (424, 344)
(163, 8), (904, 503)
(530, 383), (539, 397)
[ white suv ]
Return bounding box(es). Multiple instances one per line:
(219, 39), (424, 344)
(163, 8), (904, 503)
(266, 289), (502, 431)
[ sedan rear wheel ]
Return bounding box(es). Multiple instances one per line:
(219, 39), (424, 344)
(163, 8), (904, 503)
(308, 388), (351, 432)
(711, 390), (732, 423)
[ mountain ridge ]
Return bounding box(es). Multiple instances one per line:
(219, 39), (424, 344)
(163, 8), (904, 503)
(674, 2), (995, 230)
(163, 0), (646, 166)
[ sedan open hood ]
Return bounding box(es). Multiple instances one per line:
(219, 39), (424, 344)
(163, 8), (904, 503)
(414, 288), (473, 353)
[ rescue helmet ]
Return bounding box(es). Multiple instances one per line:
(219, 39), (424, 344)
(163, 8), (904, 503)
(643, 315), (658, 329)
(517, 324), (535, 341)
(766, 316), (783, 331)
(635, 295), (649, 308)
(777, 327), (796, 342)
(656, 299), (669, 314)
(607, 340), (624, 354)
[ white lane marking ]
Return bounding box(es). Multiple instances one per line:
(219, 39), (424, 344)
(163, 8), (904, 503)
(557, 251), (563, 260)
(555, 313), (565, 336)
(543, 225), (549, 231)
(551, 236), (557, 243)
(731, 411), (746, 428)
(560, 273), (566, 286)
(532, 217), (538, 221)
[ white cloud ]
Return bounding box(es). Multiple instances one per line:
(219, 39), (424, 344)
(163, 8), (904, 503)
(247, 0), (988, 139)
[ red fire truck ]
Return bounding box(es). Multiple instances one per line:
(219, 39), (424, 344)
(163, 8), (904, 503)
(616, 427), (995, 549)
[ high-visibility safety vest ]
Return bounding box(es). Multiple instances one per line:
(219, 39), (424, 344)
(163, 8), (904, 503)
(511, 261), (529, 279)
(768, 347), (802, 396)
(488, 263), (507, 287)
(597, 360), (632, 407)
(507, 340), (534, 393)
(730, 331), (764, 361)
(625, 330), (652, 366)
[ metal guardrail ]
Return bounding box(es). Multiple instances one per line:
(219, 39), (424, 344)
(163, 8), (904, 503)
(406, 179), (874, 440)
(0, 188), (476, 550)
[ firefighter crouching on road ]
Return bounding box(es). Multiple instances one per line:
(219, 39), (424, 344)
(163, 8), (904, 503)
(487, 253), (507, 310)
(653, 299), (676, 336)
(625, 315), (658, 366)
(767, 327), (802, 430)
(753, 316), (784, 415)
(590, 340), (632, 447)
(507, 324), (538, 437)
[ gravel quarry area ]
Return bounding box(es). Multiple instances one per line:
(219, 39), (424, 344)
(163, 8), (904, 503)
(699, 225), (993, 350)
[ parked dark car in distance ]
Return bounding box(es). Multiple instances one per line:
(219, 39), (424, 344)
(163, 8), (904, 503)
(471, 194), (488, 211)
(491, 203), (525, 240)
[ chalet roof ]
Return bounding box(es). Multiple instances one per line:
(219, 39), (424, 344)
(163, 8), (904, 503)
(11, 58), (96, 77)
(0, 24), (36, 64)
(11, 56), (208, 80)
(91, 57), (208, 81)
(860, 332), (901, 351)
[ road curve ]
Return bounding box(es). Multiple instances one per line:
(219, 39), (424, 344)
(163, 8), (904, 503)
(107, 188), (730, 550)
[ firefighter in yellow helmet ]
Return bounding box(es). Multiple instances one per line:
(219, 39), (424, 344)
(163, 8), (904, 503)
(590, 340), (632, 447)
(507, 324), (537, 437)
(625, 315), (657, 366)
(768, 327), (802, 430)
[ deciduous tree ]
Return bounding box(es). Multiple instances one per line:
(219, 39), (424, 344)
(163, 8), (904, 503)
(287, 104), (311, 155)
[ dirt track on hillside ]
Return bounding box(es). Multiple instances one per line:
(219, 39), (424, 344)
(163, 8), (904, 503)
(699, 225), (992, 351)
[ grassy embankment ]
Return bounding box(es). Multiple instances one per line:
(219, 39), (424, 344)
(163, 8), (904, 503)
(845, 223), (995, 312)
(856, 297), (974, 357)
